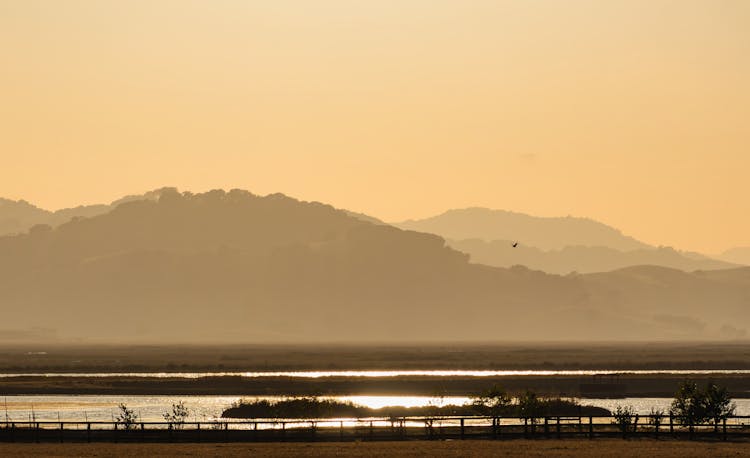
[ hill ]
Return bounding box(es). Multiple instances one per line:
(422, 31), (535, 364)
(395, 208), (649, 251)
(0, 188), (180, 237)
(718, 247), (750, 266)
(449, 239), (736, 274)
(395, 208), (734, 274)
(0, 189), (748, 343)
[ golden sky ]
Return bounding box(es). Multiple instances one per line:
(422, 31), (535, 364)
(1, 0), (748, 253)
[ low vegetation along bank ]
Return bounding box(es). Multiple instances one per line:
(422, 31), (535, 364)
(221, 391), (609, 419)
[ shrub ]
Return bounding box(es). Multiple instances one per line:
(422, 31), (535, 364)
(163, 401), (191, 428)
(648, 407), (665, 427)
(471, 385), (512, 416)
(115, 403), (139, 430)
(612, 405), (636, 433)
(518, 390), (543, 423)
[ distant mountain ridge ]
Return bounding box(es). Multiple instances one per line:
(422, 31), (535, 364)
(1, 195), (740, 274)
(719, 247), (750, 266)
(448, 239), (736, 274)
(395, 208), (736, 274)
(0, 188), (748, 343)
(396, 208), (649, 251)
(0, 198), (107, 236)
(0, 188), (186, 237)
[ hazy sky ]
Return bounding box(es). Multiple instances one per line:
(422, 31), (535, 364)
(1, 0), (748, 253)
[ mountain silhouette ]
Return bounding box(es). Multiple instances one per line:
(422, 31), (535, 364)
(718, 247), (750, 266)
(0, 189), (748, 343)
(395, 208), (733, 274)
(395, 208), (649, 251)
(448, 239), (736, 274)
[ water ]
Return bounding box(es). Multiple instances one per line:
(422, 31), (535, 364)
(2, 369), (750, 378)
(0, 395), (471, 423)
(3, 395), (750, 423)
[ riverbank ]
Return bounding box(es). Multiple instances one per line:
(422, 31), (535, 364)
(3, 373), (750, 398)
(3, 343), (750, 373)
(1, 440), (749, 457)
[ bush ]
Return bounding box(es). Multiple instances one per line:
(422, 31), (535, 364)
(612, 405), (636, 433)
(648, 408), (665, 427)
(163, 401), (191, 428)
(115, 403), (139, 430)
(518, 390), (543, 422)
(471, 385), (512, 416)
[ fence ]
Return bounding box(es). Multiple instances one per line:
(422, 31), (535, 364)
(1, 415), (749, 443)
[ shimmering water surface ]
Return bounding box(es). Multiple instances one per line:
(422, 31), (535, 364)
(2, 369), (750, 378)
(2, 395), (750, 423)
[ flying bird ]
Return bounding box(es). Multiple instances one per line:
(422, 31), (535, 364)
(512, 242), (518, 248)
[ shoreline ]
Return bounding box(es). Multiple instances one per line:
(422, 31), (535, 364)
(2, 373), (750, 398)
(4, 342), (750, 374)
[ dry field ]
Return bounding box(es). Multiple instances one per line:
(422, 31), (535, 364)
(1, 440), (750, 457)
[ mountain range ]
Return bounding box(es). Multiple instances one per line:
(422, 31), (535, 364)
(395, 208), (740, 274)
(2, 194), (742, 274)
(719, 247), (750, 266)
(0, 188), (748, 343)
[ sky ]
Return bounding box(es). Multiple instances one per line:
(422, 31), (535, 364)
(1, 0), (748, 254)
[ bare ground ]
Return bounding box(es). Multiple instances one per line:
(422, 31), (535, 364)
(2, 440), (750, 457)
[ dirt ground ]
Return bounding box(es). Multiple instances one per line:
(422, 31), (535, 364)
(1, 440), (750, 457)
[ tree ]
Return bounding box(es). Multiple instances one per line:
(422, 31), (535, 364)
(518, 390), (543, 423)
(612, 405), (636, 437)
(115, 403), (139, 430)
(670, 380), (704, 425)
(471, 385), (512, 416)
(163, 401), (190, 429)
(670, 380), (735, 426)
(702, 382), (735, 428)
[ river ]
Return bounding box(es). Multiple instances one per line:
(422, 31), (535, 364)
(3, 394), (750, 423)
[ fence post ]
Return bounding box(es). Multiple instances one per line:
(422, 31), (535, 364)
(723, 418), (727, 441)
(655, 418), (659, 439)
(197, 422), (201, 443)
(87, 423), (91, 443)
(340, 421), (344, 441)
(633, 414), (639, 435)
(35, 422), (39, 443)
(10, 422), (15, 443)
(281, 422), (286, 441)
(114, 422), (118, 443)
(460, 418), (465, 440)
(556, 417), (561, 439)
(140, 422), (144, 442)
(589, 416), (593, 439)
(492, 418), (498, 439)
(523, 417), (528, 438)
(544, 417), (549, 438)
(669, 415), (674, 436)
(60, 422), (64, 443)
